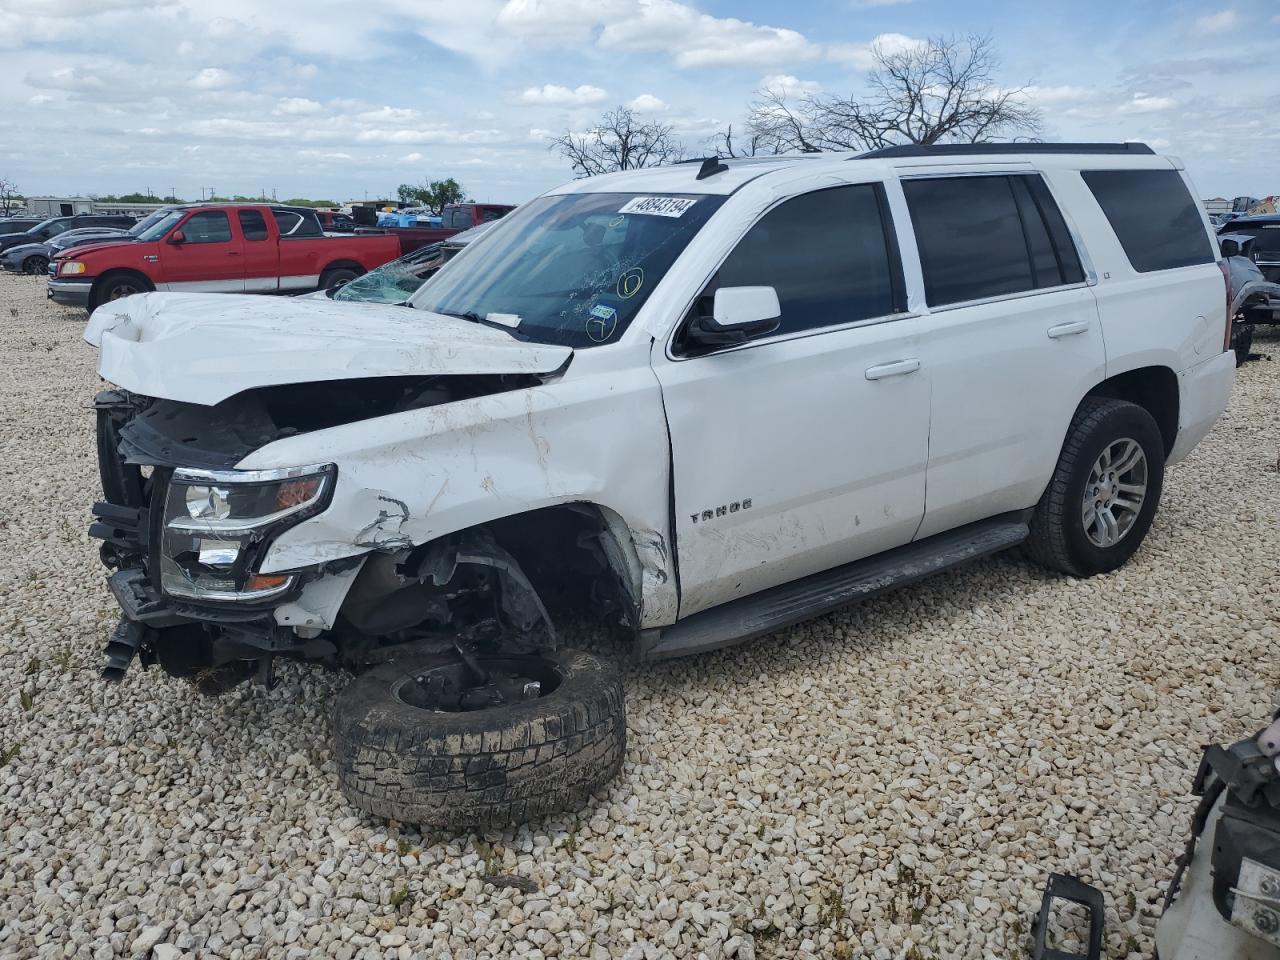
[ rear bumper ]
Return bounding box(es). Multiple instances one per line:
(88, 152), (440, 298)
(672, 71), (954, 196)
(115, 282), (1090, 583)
(47, 278), (93, 307)
(1168, 349), (1236, 465)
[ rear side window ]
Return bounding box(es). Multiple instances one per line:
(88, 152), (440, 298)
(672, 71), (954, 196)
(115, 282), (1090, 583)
(182, 211), (232, 244)
(712, 183), (905, 338)
(271, 210), (322, 237)
(238, 210), (269, 241)
(1082, 169), (1215, 272)
(903, 174), (1085, 307)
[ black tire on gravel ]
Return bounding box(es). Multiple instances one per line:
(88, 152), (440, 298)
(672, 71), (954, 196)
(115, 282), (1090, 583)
(1026, 397), (1165, 578)
(332, 648), (625, 829)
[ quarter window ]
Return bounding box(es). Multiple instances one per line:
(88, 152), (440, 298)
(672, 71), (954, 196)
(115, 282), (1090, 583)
(1082, 169), (1215, 273)
(709, 184), (904, 340)
(903, 174), (1084, 307)
(179, 211), (231, 244)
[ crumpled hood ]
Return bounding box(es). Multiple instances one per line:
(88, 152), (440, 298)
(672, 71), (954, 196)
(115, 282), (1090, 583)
(84, 292), (573, 406)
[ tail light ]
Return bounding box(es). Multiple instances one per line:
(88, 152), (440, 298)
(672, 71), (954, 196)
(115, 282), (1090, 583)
(1217, 259), (1232, 352)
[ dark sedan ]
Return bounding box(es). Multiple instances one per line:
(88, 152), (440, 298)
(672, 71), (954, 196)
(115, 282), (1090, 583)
(1, 227), (131, 274)
(0, 213), (136, 255)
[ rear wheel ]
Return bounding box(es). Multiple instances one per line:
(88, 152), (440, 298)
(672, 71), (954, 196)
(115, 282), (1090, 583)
(333, 647), (626, 830)
(320, 266), (360, 291)
(22, 254), (48, 275)
(1027, 397), (1165, 577)
(1231, 319), (1255, 366)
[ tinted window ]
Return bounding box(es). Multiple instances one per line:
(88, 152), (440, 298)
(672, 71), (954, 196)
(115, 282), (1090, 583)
(711, 184), (902, 339)
(904, 175), (1083, 306)
(181, 211), (232, 244)
(238, 210), (269, 241)
(271, 210), (302, 236)
(1082, 169), (1215, 272)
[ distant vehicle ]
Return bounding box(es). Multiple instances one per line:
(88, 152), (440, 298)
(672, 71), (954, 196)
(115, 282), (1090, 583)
(1219, 231), (1280, 363)
(315, 211), (355, 233)
(0, 213), (136, 254)
(355, 202), (515, 254)
(1, 227), (131, 275)
(0, 217), (41, 234)
(47, 203), (402, 311)
(1218, 214), (1280, 284)
(318, 220), (496, 304)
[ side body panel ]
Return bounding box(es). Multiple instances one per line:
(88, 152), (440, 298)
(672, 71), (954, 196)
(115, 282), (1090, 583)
(646, 166), (930, 617)
(155, 209), (246, 292)
(236, 343), (681, 628)
(1048, 164), (1227, 380)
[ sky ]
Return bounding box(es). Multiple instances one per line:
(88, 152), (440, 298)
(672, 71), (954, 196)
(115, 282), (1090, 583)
(1, 0), (1277, 205)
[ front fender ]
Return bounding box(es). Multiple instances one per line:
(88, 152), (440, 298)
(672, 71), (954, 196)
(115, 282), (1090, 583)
(236, 347), (679, 627)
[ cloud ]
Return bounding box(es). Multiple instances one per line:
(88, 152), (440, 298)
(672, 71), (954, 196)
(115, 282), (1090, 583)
(760, 74), (821, 97)
(626, 93), (667, 112)
(1195, 9), (1239, 32)
(275, 97), (322, 115)
(189, 67), (235, 90)
(1119, 93), (1178, 112)
(827, 32), (925, 69)
(518, 83), (608, 106)
(1024, 85), (1093, 104)
(598, 1), (818, 68)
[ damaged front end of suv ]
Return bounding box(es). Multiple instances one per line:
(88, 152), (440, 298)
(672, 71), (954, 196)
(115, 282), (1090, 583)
(83, 291), (647, 827)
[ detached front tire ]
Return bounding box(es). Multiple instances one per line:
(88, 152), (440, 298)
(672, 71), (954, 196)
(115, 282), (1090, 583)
(1027, 397), (1165, 577)
(333, 648), (626, 830)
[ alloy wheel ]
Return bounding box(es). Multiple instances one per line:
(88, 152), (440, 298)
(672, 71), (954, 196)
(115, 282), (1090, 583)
(1082, 438), (1147, 548)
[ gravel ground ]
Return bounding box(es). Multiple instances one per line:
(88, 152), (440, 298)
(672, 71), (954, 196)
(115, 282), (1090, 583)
(1, 271), (1277, 960)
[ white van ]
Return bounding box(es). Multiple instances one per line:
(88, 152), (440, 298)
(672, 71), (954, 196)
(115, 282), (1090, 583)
(85, 142), (1235, 827)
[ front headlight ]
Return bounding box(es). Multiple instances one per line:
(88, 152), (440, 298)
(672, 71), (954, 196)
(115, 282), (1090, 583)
(158, 463), (336, 602)
(60, 260), (86, 275)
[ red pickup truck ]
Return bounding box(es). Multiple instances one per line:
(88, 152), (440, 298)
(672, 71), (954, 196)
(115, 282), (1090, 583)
(48, 204), (402, 312)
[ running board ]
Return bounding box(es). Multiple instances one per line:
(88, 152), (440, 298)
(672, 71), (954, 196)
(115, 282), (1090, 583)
(642, 515), (1029, 660)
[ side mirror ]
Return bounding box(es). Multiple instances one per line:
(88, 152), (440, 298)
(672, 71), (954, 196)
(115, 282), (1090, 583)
(686, 286), (782, 348)
(168, 230), (185, 245)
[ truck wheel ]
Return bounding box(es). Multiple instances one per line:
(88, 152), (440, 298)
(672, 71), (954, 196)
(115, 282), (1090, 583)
(1026, 397), (1165, 577)
(332, 647), (626, 830)
(22, 254), (48, 275)
(89, 272), (150, 313)
(320, 266), (360, 291)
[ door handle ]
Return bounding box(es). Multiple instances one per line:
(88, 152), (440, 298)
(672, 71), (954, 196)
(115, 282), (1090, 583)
(1047, 320), (1090, 339)
(864, 358), (921, 381)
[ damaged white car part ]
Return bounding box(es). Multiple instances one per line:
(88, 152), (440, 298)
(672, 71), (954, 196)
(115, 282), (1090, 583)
(86, 143), (1235, 829)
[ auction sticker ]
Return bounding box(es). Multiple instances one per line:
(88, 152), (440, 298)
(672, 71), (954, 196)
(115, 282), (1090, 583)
(618, 196), (698, 218)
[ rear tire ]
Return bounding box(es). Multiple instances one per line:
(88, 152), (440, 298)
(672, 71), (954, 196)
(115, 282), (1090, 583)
(320, 266), (360, 291)
(1026, 397), (1165, 577)
(332, 647), (626, 830)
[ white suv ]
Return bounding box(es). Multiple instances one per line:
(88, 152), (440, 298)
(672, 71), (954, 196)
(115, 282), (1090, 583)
(85, 142), (1235, 828)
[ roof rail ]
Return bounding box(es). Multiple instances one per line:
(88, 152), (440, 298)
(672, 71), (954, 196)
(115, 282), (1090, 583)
(857, 142), (1155, 159)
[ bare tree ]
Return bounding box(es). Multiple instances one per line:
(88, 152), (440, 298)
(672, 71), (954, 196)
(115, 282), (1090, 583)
(705, 121), (781, 159)
(550, 107), (685, 177)
(726, 34), (1040, 156)
(0, 176), (22, 216)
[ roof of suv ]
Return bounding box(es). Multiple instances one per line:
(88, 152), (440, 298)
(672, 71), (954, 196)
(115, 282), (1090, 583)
(548, 142), (1169, 198)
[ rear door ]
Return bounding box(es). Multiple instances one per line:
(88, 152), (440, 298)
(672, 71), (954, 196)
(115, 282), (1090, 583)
(273, 209), (325, 290)
(905, 172), (1107, 539)
(238, 209), (279, 292)
(155, 210), (245, 291)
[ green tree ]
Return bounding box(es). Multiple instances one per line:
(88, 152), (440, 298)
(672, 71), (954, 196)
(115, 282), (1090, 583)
(396, 178), (470, 213)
